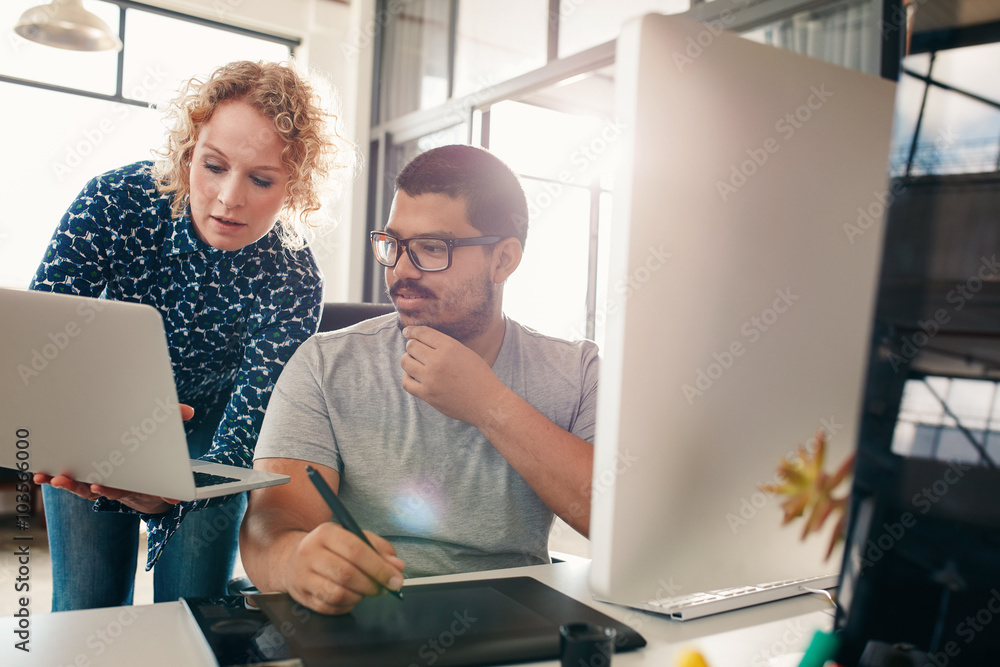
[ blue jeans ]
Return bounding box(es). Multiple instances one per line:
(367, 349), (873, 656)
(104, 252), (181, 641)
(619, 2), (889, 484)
(43, 485), (247, 611)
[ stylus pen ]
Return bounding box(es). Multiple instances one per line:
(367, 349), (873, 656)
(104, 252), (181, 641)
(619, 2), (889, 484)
(305, 465), (404, 600)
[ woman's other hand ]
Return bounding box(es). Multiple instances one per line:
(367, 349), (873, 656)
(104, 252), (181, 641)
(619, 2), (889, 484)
(33, 473), (179, 514)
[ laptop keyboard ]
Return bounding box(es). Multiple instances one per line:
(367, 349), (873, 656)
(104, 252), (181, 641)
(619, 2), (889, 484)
(193, 471), (241, 487)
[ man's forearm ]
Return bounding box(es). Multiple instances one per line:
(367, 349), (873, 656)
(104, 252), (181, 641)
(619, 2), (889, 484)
(239, 509), (307, 593)
(475, 386), (593, 536)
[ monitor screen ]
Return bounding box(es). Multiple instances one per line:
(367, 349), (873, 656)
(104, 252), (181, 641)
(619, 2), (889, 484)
(588, 12), (898, 605)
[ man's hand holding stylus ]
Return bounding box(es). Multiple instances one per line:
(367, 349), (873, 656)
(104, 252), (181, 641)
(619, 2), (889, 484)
(282, 521), (405, 615)
(241, 460), (405, 615)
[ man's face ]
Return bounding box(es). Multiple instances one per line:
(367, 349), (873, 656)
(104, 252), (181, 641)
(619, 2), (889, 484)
(383, 191), (497, 342)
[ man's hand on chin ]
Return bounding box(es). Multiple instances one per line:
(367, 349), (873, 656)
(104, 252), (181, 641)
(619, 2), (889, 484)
(399, 325), (509, 426)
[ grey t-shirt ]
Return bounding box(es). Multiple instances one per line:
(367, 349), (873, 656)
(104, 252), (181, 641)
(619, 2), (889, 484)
(254, 313), (599, 578)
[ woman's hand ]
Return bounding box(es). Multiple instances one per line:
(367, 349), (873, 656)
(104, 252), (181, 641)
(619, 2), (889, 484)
(33, 473), (179, 514)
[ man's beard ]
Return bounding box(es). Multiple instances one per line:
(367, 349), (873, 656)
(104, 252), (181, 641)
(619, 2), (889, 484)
(388, 272), (496, 343)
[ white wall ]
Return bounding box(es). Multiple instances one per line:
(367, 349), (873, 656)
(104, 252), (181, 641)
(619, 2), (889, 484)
(152, 0), (376, 301)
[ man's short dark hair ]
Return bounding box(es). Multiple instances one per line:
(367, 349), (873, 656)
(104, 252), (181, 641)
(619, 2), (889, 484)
(395, 145), (529, 249)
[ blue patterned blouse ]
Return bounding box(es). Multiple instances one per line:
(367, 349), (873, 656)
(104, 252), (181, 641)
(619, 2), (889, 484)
(30, 161), (324, 568)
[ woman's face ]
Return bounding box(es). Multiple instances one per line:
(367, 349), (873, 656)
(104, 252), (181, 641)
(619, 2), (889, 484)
(188, 100), (290, 251)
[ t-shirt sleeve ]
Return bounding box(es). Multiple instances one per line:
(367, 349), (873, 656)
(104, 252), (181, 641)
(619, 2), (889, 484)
(254, 336), (343, 474)
(571, 341), (600, 443)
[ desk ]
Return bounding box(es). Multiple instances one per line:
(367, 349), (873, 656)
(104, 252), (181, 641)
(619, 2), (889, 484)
(2, 559), (835, 666)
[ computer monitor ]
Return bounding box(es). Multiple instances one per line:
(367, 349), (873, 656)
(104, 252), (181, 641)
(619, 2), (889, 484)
(588, 13), (898, 606)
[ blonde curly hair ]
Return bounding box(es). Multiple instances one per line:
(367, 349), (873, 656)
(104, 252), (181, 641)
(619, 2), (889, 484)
(152, 60), (355, 250)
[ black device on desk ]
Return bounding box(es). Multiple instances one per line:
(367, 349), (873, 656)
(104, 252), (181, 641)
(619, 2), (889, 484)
(832, 149), (1000, 664)
(834, 368), (1000, 665)
(229, 576), (644, 667)
(183, 596), (295, 666)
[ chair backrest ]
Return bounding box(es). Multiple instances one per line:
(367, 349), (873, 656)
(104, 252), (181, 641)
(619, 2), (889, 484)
(318, 302), (395, 333)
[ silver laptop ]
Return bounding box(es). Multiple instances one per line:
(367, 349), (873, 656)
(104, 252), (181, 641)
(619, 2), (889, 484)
(1, 287), (290, 500)
(588, 13), (897, 619)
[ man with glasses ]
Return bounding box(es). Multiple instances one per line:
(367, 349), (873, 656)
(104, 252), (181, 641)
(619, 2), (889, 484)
(240, 144), (598, 615)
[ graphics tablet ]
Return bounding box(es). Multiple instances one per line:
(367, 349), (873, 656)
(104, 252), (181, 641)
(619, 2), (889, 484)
(253, 576), (646, 666)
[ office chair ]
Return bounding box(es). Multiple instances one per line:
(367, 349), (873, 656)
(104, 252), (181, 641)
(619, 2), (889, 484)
(317, 302), (395, 333)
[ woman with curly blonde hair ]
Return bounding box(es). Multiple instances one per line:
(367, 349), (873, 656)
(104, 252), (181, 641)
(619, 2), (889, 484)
(31, 60), (352, 611)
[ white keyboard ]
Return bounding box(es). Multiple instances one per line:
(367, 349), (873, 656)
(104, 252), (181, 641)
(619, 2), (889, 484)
(600, 574), (839, 621)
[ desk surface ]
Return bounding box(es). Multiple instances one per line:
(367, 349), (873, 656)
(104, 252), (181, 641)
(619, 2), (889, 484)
(2, 559), (835, 666)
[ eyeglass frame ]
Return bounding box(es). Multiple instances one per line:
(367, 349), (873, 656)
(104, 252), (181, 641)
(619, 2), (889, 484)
(369, 230), (504, 272)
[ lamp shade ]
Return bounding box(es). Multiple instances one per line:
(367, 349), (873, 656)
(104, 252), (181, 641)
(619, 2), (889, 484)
(14, 0), (123, 52)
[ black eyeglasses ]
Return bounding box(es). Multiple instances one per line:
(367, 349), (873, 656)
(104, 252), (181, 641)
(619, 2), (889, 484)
(370, 230), (503, 272)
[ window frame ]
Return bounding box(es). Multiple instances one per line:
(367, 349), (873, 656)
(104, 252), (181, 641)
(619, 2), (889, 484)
(364, 0), (899, 331)
(0, 0), (299, 111)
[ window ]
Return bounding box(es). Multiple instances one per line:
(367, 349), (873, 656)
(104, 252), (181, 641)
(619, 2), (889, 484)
(0, 0), (294, 289)
(890, 41), (1000, 177)
(453, 0), (548, 98)
(892, 376), (1000, 467)
(376, 0), (451, 123)
(368, 0), (887, 344)
(488, 96), (618, 342)
(557, 0), (689, 59)
(741, 0), (882, 74)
